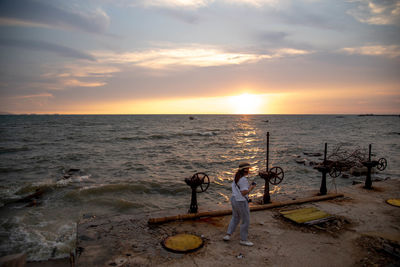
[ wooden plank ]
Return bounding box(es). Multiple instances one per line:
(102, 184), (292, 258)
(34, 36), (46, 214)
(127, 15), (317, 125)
(148, 193), (344, 224)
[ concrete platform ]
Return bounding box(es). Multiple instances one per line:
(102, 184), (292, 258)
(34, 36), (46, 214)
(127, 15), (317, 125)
(76, 179), (400, 267)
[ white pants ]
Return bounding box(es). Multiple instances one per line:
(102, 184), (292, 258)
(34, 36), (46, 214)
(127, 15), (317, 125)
(227, 196), (250, 241)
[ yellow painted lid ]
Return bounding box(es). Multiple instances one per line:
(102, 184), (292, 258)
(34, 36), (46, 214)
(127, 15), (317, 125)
(386, 199), (400, 207)
(162, 233), (203, 253)
(280, 207), (332, 224)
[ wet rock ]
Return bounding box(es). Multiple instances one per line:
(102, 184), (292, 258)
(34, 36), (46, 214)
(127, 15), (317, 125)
(303, 152), (323, 157)
(79, 235), (95, 241)
(18, 188), (46, 203)
(295, 159), (306, 165)
(67, 168), (80, 174)
(0, 253), (26, 267)
(26, 199), (39, 207)
(350, 166), (370, 176)
(51, 247), (57, 258)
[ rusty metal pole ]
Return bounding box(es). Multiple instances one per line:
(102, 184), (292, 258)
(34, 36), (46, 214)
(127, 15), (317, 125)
(364, 144), (373, 189)
(266, 132), (269, 173)
(319, 143), (328, 195)
(189, 187), (198, 213)
(263, 132), (271, 204)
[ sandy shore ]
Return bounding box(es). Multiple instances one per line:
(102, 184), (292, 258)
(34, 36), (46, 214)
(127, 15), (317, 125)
(28, 178), (400, 267)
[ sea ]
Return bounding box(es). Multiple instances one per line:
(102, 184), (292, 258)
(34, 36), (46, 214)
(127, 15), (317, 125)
(0, 114), (399, 261)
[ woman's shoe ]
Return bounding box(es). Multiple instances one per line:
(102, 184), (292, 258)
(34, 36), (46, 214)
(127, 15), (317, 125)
(223, 235), (231, 241)
(239, 240), (254, 246)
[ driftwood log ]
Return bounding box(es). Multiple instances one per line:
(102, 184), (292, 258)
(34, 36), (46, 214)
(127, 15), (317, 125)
(148, 193), (344, 224)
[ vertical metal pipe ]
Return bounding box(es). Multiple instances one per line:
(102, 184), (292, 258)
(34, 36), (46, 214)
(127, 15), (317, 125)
(189, 188), (198, 213)
(263, 181), (270, 204)
(266, 132), (270, 172)
(368, 144), (371, 162)
(320, 172), (327, 195)
(364, 144), (373, 189)
(319, 143), (328, 195)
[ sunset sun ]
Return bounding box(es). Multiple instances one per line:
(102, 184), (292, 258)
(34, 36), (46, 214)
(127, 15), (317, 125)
(229, 93), (263, 114)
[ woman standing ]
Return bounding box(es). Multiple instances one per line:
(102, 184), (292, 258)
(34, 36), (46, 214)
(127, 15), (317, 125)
(223, 162), (256, 246)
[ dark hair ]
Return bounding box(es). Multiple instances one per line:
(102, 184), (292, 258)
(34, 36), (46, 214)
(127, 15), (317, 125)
(234, 169), (247, 184)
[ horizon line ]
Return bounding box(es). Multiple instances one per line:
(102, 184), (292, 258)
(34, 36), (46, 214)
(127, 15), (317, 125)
(1, 113), (399, 116)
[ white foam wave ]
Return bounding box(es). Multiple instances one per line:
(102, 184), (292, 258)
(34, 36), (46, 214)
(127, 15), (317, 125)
(3, 220), (77, 261)
(56, 175), (90, 187)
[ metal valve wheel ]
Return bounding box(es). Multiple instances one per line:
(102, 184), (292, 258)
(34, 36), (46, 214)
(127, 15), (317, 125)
(377, 158), (387, 171)
(329, 166), (341, 178)
(269, 167), (284, 185)
(191, 172), (210, 193)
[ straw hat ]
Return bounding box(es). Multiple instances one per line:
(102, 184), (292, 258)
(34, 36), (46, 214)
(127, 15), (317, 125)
(238, 162), (251, 170)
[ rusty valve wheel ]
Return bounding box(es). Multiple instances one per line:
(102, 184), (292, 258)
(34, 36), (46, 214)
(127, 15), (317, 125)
(329, 166), (341, 178)
(268, 167), (284, 185)
(377, 158), (387, 171)
(191, 172), (210, 193)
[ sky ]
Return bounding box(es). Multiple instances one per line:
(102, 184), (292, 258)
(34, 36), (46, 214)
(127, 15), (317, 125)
(0, 0), (399, 114)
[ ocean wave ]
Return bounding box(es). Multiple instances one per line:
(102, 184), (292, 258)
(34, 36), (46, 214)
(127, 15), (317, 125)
(0, 146), (31, 154)
(67, 182), (186, 198)
(119, 130), (218, 141)
(0, 167), (25, 173)
(56, 175), (90, 186)
(15, 183), (54, 196)
(87, 198), (144, 210)
(179, 130), (218, 137)
(119, 136), (147, 141)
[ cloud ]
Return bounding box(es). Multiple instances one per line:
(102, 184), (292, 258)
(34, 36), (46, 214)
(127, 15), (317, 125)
(40, 63), (119, 89)
(0, 0), (110, 33)
(50, 64), (120, 78)
(157, 8), (201, 24)
(0, 38), (96, 61)
(12, 93), (53, 99)
(226, 0), (280, 8)
(347, 0), (400, 26)
(132, 0), (281, 9)
(340, 45), (400, 58)
(94, 45), (311, 69)
(135, 0), (212, 9)
(63, 80), (106, 87)
(257, 31), (289, 43)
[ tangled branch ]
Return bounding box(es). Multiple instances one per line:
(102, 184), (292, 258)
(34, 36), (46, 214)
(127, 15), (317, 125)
(326, 144), (368, 171)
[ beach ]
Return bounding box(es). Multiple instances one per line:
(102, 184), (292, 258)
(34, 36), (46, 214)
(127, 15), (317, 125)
(64, 178), (400, 267)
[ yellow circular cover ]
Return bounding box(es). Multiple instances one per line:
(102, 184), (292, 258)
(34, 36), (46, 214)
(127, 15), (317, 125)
(386, 199), (400, 207)
(162, 233), (203, 253)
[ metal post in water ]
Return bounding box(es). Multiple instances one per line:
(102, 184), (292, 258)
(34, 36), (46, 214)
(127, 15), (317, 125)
(189, 188), (198, 213)
(266, 132), (270, 173)
(263, 178), (271, 204)
(319, 143), (328, 195)
(364, 144), (373, 189)
(263, 132), (271, 204)
(368, 144), (371, 161)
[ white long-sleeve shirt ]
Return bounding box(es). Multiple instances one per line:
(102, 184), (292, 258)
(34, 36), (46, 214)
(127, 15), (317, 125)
(232, 176), (249, 202)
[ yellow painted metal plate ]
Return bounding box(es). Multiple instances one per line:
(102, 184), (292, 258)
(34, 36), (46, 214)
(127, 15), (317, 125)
(386, 199), (400, 207)
(162, 234), (203, 253)
(280, 207), (332, 224)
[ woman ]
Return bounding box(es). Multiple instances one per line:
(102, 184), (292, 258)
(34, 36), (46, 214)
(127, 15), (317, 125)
(223, 162), (256, 246)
